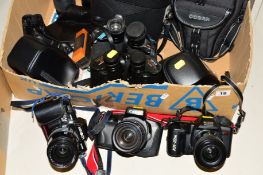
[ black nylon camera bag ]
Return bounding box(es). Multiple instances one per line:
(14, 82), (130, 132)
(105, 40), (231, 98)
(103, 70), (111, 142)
(90, 0), (170, 40)
(165, 0), (248, 60)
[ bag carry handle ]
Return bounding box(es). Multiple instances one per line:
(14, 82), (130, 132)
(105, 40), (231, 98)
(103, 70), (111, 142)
(202, 74), (246, 134)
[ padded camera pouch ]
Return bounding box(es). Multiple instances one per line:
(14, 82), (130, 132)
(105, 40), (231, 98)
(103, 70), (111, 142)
(168, 0), (248, 60)
(90, 0), (170, 40)
(8, 36), (79, 86)
(162, 51), (219, 85)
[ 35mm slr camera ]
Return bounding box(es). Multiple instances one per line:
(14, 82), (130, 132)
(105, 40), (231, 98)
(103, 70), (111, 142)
(34, 97), (88, 171)
(95, 107), (163, 157)
(167, 116), (233, 171)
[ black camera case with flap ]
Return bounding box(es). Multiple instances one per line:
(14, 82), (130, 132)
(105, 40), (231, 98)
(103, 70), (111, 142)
(7, 36), (79, 86)
(167, 0), (248, 60)
(162, 51), (219, 85)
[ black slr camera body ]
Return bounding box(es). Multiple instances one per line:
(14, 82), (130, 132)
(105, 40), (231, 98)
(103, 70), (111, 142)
(95, 107), (163, 157)
(167, 118), (233, 171)
(90, 15), (164, 87)
(34, 97), (88, 171)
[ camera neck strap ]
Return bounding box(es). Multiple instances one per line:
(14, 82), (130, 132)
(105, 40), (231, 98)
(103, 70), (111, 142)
(86, 110), (113, 175)
(174, 106), (215, 124)
(202, 75), (246, 134)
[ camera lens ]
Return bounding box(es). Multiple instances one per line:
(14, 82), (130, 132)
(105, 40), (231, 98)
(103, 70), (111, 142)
(107, 15), (125, 43)
(113, 119), (148, 154)
(194, 135), (227, 172)
(110, 23), (122, 33)
(47, 133), (78, 171)
(107, 15), (125, 34)
(130, 50), (146, 73)
(202, 145), (220, 162)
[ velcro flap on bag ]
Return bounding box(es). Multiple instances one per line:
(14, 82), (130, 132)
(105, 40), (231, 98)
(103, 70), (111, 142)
(173, 0), (235, 29)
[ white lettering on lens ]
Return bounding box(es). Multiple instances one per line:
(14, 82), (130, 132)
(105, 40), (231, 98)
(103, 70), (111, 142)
(172, 135), (178, 152)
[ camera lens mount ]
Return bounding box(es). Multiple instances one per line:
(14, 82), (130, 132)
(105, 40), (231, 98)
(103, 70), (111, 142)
(194, 135), (227, 172)
(112, 119), (148, 155)
(47, 132), (79, 171)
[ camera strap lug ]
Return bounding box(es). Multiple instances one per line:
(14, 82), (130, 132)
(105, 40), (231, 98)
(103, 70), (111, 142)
(234, 109), (246, 134)
(202, 73), (246, 134)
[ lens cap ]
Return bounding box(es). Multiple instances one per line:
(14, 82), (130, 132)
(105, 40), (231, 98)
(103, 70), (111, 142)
(126, 22), (146, 46)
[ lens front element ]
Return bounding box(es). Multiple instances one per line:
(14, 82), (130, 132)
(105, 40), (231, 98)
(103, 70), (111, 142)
(194, 135), (227, 172)
(113, 120), (148, 154)
(47, 133), (78, 171)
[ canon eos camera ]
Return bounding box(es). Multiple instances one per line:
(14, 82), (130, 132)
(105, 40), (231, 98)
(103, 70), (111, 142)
(95, 107), (163, 157)
(34, 97), (88, 171)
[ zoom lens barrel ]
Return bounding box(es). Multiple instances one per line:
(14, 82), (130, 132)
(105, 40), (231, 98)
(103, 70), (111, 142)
(194, 135), (227, 172)
(47, 132), (79, 171)
(112, 119), (148, 154)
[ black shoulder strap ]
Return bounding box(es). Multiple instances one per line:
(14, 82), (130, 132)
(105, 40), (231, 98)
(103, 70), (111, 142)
(163, 5), (183, 51)
(175, 105), (215, 122)
(176, 106), (203, 121)
(202, 75), (246, 133)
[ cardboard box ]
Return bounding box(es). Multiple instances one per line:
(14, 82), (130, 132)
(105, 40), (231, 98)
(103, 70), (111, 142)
(0, 68), (12, 175)
(0, 0), (252, 120)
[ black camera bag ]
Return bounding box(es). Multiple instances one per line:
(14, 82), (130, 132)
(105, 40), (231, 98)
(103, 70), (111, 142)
(7, 36), (79, 86)
(90, 0), (170, 40)
(165, 0), (248, 60)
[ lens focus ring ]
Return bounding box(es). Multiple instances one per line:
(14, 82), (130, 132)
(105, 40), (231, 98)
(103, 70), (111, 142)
(47, 133), (78, 171)
(193, 135), (227, 172)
